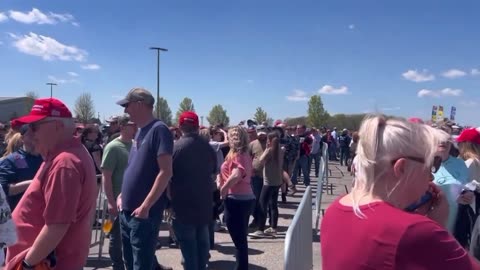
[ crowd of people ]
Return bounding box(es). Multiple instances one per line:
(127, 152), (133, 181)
(0, 87), (330, 270)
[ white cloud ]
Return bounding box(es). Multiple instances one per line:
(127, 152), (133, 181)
(81, 64), (100, 70)
(442, 69), (467, 79)
(286, 89), (309, 102)
(381, 107), (401, 111)
(348, 24), (355, 30)
(460, 101), (478, 107)
(246, 79), (254, 84)
(318, 85), (349, 95)
(417, 88), (463, 98)
(67, 72), (79, 77)
(8, 8), (77, 25)
(9, 32), (87, 61)
(0, 12), (8, 22)
(48, 75), (72, 84)
(402, 69), (435, 82)
(472, 69), (480, 76)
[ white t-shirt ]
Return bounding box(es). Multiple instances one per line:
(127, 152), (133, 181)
(466, 158), (480, 182)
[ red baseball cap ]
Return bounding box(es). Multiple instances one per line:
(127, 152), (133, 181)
(179, 111), (199, 127)
(14, 98), (72, 124)
(457, 128), (480, 144)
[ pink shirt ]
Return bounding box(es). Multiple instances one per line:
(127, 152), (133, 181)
(220, 152), (254, 196)
(7, 138), (97, 269)
(321, 197), (480, 270)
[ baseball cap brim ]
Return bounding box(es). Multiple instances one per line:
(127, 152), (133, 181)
(14, 114), (47, 125)
(116, 99), (130, 107)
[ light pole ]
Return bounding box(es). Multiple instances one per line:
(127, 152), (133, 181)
(46, 82), (57, 98)
(149, 47), (168, 118)
(201, 116), (204, 126)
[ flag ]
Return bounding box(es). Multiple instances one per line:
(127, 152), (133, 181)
(437, 106), (444, 122)
(450, 106), (456, 121)
(431, 105), (438, 122)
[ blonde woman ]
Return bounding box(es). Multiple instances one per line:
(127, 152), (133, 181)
(321, 115), (479, 269)
(2, 133), (23, 158)
(217, 126), (254, 270)
(457, 128), (480, 183)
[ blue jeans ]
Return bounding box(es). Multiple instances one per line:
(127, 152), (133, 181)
(172, 220), (210, 270)
(291, 155), (310, 186)
(120, 211), (161, 270)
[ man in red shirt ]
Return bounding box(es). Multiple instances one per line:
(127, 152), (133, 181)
(6, 98), (97, 270)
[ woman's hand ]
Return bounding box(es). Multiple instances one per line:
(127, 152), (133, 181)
(421, 183), (449, 228)
(457, 191), (474, 205)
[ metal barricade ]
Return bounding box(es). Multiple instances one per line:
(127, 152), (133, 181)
(90, 174), (108, 258)
(314, 143), (328, 232)
(284, 186), (313, 270)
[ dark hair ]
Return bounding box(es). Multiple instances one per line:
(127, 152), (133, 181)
(272, 126), (285, 138)
(267, 132), (281, 166)
(180, 123), (199, 135)
(81, 126), (99, 144)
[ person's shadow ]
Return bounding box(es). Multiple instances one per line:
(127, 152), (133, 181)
(208, 260), (268, 270)
(215, 245), (264, 256)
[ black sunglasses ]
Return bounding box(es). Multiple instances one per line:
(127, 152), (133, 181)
(391, 156), (442, 174)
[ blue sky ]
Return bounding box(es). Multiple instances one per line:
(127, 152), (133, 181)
(0, 0), (479, 126)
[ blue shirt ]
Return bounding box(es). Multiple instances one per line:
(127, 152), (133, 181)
(121, 120), (174, 216)
(0, 148), (43, 210)
(433, 156), (469, 232)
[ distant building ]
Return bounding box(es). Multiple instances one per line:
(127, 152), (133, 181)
(0, 97), (34, 123)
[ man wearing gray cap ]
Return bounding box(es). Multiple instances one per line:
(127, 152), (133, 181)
(116, 88), (174, 270)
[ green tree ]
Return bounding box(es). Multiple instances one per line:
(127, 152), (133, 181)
(175, 97), (195, 123)
(74, 93), (95, 124)
(207, 105), (230, 127)
(307, 95), (329, 128)
(253, 107), (268, 124)
(284, 116), (308, 126)
(25, 91), (38, 111)
(154, 97), (173, 126)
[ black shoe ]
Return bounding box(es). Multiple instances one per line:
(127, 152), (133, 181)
(248, 221), (258, 229)
(281, 193), (287, 203)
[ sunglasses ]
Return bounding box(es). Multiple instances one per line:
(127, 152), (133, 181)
(29, 120), (56, 133)
(391, 156), (442, 174)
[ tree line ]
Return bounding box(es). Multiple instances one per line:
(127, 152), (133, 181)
(25, 91), (370, 130)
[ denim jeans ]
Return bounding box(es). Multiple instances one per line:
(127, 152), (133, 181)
(120, 211), (161, 270)
(291, 155), (310, 186)
(308, 152), (321, 177)
(109, 217), (125, 270)
(224, 198), (255, 270)
(250, 176), (264, 225)
(340, 147), (350, 166)
(172, 220), (210, 270)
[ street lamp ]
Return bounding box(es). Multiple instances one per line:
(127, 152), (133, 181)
(149, 47), (168, 118)
(46, 82), (57, 98)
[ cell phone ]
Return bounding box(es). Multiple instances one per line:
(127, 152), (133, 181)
(404, 192), (433, 212)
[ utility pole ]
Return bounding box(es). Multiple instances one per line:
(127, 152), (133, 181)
(46, 82), (57, 98)
(149, 47), (168, 118)
(201, 116), (204, 126)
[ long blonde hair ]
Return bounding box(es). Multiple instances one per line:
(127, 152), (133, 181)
(458, 142), (480, 161)
(3, 133), (23, 157)
(225, 126), (249, 161)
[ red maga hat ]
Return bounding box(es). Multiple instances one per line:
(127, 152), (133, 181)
(457, 128), (480, 144)
(14, 98), (72, 125)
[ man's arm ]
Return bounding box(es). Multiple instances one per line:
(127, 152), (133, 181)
(7, 180), (33, 195)
(102, 169), (117, 216)
(136, 154), (172, 216)
(24, 223), (69, 265)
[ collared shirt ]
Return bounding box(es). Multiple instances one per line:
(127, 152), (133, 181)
(171, 133), (216, 225)
(0, 148), (43, 210)
(6, 137), (97, 269)
(101, 137), (132, 199)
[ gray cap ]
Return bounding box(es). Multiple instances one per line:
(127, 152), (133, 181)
(116, 87), (155, 107)
(117, 115), (135, 126)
